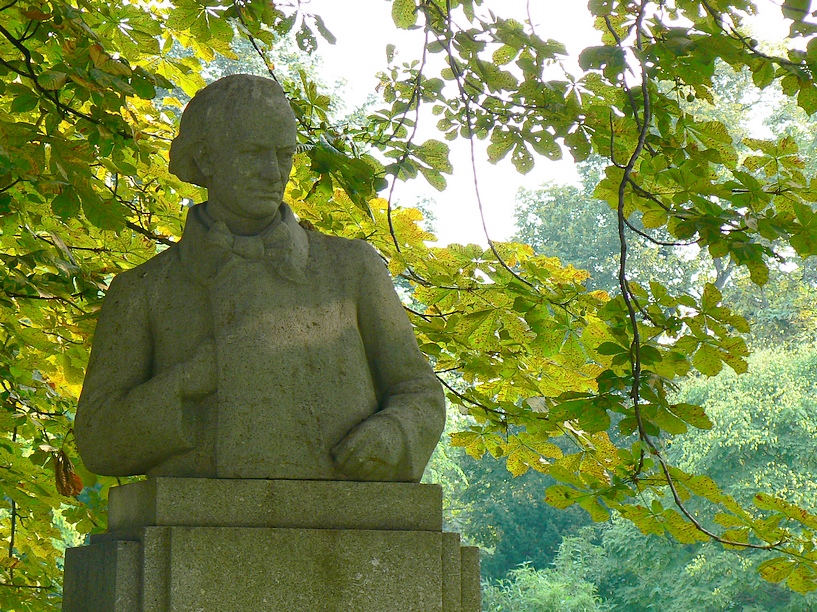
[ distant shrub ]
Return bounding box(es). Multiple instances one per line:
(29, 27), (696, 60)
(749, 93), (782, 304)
(482, 562), (608, 612)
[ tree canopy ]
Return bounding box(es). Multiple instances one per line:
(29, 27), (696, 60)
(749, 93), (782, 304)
(4, 0), (817, 607)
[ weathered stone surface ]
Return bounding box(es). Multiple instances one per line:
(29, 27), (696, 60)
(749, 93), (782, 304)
(108, 478), (443, 531)
(66, 525), (473, 611)
(442, 532), (462, 612)
(140, 527), (171, 612)
(461, 546), (482, 612)
(63, 479), (481, 612)
(74, 74), (445, 483)
(166, 526), (442, 611)
(63, 540), (141, 612)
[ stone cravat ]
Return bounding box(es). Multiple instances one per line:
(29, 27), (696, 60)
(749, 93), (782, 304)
(184, 203), (309, 286)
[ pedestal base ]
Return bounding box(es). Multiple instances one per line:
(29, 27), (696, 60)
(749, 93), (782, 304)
(63, 479), (480, 611)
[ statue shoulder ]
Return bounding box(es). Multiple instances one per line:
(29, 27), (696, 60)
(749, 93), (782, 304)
(106, 245), (181, 295)
(306, 231), (379, 258)
(306, 232), (383, 274)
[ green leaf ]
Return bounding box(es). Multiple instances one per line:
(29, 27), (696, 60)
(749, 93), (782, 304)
(415, 139), (452, 173)
(208, 17), (234, 44)
(578, 404), (610, 433)
(714, 513), (745, 528)
(511, 143), (534, 174)
(487, 131), (515, 162)
(419, 167), (446, 191)
(798, 83), (817, 116)
(701, 282), (722, 312)
(668, 403), (713, 430)
(681, 474), (724, 502)
(129, 29), (161, 54)
(578, 46), (625, 75)
(587, 0), (613, 15)
(38, 71), (68, 90)
(642, 209), (668, 228)
(597, 342), (627, 356)
(313, 15), (337, 44)
(653, 407), (688, 435)
(752, 61), (775, 89)
(81, 196), (127, 230)
(747, 259), (770, 285)
(782, 0), (810, 21)
(692, 343), (723, 376)
(51, 192), (80, 221)
(11, 92), (39, 113)
(391, 0), (417, 29)
(167, 6), (201, 30)
(492, 45), (517, 65)
(578, 496), (610, 522)
(544, 484), (580, 509)
(759, 557), (797, 583)
(787, 565), (817, 594)
(131, 75), (157, 100)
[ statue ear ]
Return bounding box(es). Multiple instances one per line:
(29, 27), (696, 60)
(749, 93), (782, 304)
(192, 143), (212, 182)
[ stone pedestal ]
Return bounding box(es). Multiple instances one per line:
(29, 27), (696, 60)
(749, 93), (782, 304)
(63, 478), (480, 611)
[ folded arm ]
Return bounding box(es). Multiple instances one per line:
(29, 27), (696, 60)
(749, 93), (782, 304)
(75, 270), (212, 476)
(338, 241), (446, 482)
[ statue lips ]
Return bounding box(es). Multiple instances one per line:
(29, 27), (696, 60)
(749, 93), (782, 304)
(249, 183), (283, 200)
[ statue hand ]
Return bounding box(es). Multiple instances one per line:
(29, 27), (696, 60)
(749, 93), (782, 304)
(179, 338), (217, 398)
(331, 415), (405, 481)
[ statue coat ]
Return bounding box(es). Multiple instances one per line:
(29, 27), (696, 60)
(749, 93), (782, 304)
(75, 204), (445, 482)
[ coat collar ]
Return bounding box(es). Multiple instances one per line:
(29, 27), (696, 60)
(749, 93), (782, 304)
(177, 202), (309, 287)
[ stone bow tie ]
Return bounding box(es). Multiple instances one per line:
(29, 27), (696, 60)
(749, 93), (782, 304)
(203, 218), (305, 284)
(207, 219), (290, 261)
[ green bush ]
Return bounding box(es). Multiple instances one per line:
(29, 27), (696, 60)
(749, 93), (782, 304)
(482, 537), (609, 612)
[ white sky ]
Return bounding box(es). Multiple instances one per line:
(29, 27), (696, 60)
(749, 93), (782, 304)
(304, 0), (793, 246)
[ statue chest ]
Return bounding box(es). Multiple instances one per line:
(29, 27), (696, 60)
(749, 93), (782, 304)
(149, 260), (379, 479)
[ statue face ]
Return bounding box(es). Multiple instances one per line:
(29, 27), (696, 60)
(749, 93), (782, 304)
(199, 101), (297, 224)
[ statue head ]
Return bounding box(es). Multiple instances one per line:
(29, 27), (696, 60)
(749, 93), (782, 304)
(169, 74), (298, 233)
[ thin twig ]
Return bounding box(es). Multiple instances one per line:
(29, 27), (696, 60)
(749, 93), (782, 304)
(385, 25), (431, 253)
(125, 221), (174, 246)
(0, 179), (21, 194)
(232, 0), (280, 83)
(7, 427), (17, 580)
(434, 0), (534, 289)
(699, 0), (803, 69)
(615, 0), (652, 475)
(436, 374), (505, 419)
(623, 218), (695, 247)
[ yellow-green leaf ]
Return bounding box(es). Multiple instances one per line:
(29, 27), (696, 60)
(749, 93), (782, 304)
(545, 484), (580, 509)
(669, 403), (713, 430)
(759, 557), (797, 584)
(392, 0), (417, 29)
(38, 71), (67, 90)
(692, 343), (723, 376)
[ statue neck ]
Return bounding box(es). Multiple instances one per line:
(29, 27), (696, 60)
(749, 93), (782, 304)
(203, 201), (282, 236)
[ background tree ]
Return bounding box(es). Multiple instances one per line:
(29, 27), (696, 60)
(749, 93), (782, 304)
(427, 433), (592, 580)
(536, 344), (817, 610)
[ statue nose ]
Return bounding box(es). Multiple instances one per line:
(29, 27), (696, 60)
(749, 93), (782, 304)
(266, 157), (281, 181)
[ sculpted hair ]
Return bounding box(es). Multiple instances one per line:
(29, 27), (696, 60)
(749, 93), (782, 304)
(169, 74), (295, 187)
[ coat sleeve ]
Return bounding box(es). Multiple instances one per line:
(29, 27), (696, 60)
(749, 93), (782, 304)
(354, 241), (446, 482)
(75, 269), (197, 476)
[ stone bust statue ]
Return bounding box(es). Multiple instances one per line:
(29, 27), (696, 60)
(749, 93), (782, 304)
(75, 74), (445, 482)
